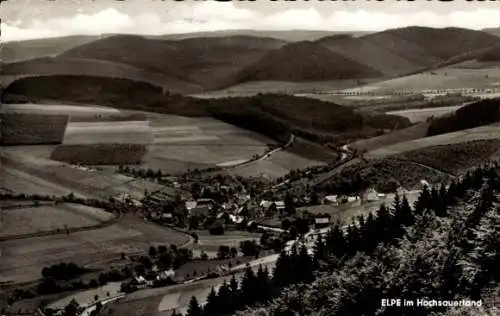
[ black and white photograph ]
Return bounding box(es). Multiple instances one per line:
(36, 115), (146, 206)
(1, 0), (499, 315)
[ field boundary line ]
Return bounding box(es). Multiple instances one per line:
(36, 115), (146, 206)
(0, 208), (123, 242)
(384, 157), (456, 179)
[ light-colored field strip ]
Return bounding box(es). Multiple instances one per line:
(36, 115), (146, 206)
(151, 126), (201, 132)
(1, 103), (120, 114)
(367, 123), (500, 158)
(66, 121), (150, 129)
(386, 105), (464, 123)
(152, 135), (221, 144)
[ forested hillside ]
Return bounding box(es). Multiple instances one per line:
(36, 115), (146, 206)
(182, 164), (499, 316)
(427, 99), (500, 136)
(2, 76), (411, 146)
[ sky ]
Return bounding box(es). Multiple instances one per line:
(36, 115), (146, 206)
(2, 0), (500, 42)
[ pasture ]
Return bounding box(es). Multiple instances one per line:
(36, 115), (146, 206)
(386, 105), (464, 123)
(0, 165), (86, 197)
(351, 64), (500, 92)
(1, 112), (68, 145)
(0, 214), (189, 284)
(0, 203), (114, 237)
(1, 103), (120, 116)
(366, 123), (500, 158)
(2, 151), (170, 200)
(190, 230), (262, 253)
(349, 122), (431, 153)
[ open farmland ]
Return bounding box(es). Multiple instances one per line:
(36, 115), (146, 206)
(189, 231), (262, 253)
(386, 105), (464, 123)
(0, 203), (114, 237)
(1, 103), (120, 116)
(349, 122), (431, 153)
(1, 113), (69, 145)
(63, 121), (153, 144)
(0, 164), (86, 197)
(142, 115), (275, 173)
(51, 143), (148, 165)
(1, 152), (172, 200)
(366, 123), (500, 158)
(0, 214), (189, 284)
(350, 64), (500, 93)
(392, 139), (500, 174)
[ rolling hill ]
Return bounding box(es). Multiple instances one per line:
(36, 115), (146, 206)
(317, 27), (500, 77)
(1, 35), (105, 63)
(234, 41), (383, 83)
(3, 26), (500, 93)
(317, 35), (423, 76)
(1, 57), (201, 94)
(154, 29), (370, 42)
(59, 35), (286, 90)
(483, 27), (500, 38)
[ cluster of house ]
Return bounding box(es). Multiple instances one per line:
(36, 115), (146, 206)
(122, 266), (176, 292)
(323, 187), (386, 207)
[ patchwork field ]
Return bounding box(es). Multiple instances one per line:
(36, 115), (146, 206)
(386, 105), (464, 123)
(1, 103), (283, 175)
(366, 123), (500, 158)
(0, 215), (189, 284)
(63, 121), (153, 144)
(0, 203), (114, 237)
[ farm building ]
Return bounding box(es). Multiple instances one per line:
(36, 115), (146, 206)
(160, 212), (174, 221)
(157, 269), (175, 281)
(260, 200), (285, 211)
(314, 215), (331, 229)
(185, 200), (197, 210)
(196, 198), (216, 210)
(189, 206), (211, 217)
(324, 195), (338, 204)
(362, 188), (379, 202)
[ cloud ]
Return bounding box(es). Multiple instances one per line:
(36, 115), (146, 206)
(2, 3), (500, 42)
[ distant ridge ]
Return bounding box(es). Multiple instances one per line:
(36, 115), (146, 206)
(235, 41), (382, 82)
(3, 26), (500, 91)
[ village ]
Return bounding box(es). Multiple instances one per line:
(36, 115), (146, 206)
(107, 168), (422, 294)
